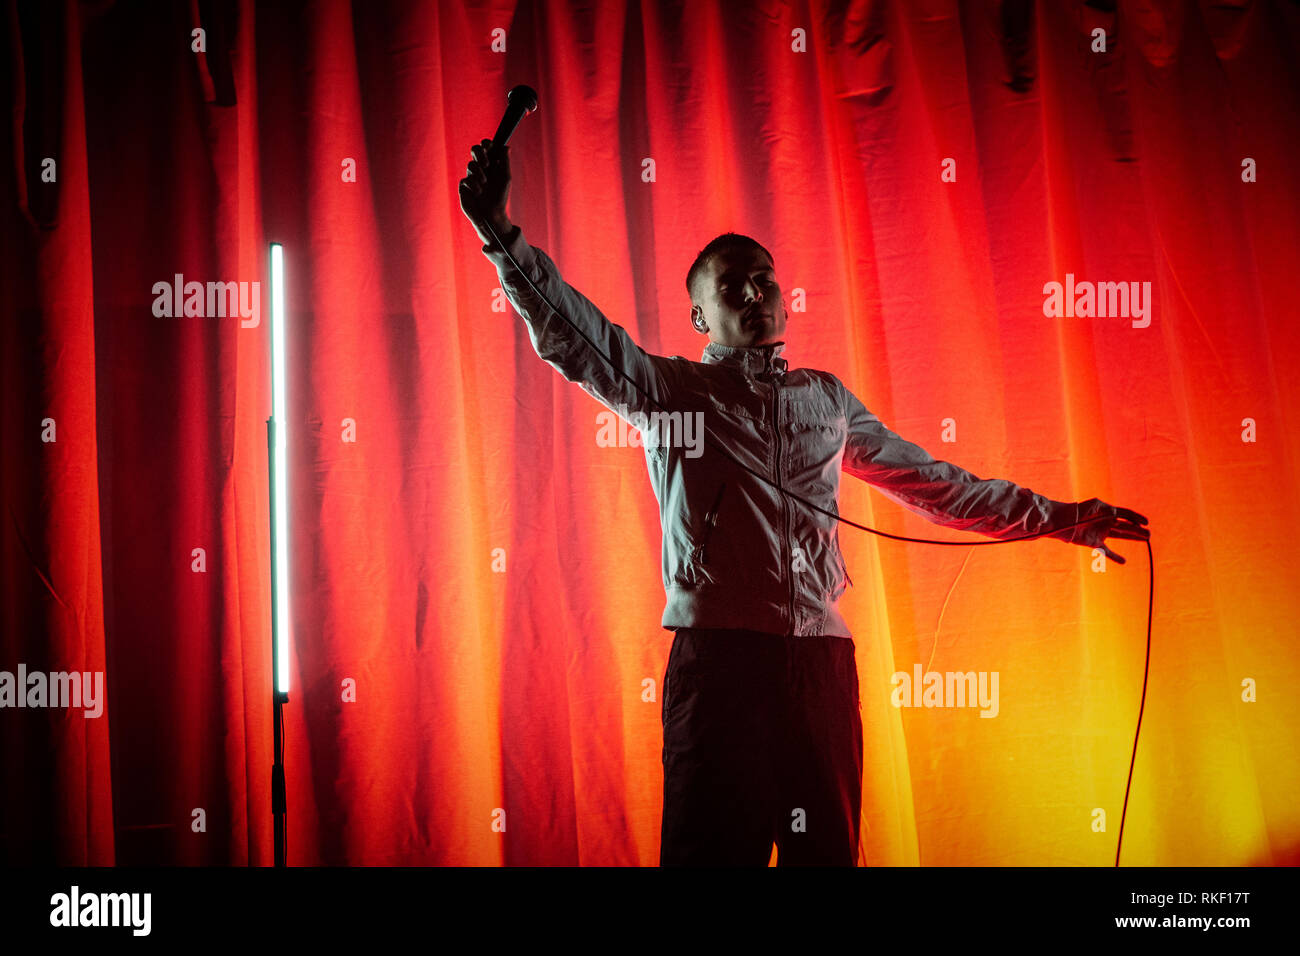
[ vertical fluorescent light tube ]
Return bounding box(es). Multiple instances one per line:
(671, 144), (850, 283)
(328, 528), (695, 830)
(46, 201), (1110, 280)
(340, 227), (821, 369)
(270, 242), (290, 695)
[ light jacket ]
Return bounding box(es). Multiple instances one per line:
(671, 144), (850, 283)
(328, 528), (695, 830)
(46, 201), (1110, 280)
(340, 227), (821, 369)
(484, 226), (1082, 638)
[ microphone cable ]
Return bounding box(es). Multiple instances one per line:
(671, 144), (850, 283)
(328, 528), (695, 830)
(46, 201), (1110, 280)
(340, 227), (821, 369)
(479, 217), (1153, 867)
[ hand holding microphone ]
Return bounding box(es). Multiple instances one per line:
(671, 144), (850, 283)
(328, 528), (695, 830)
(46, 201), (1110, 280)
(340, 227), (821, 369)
(458, 85), (538, 247)
(459, 138), (513, 246)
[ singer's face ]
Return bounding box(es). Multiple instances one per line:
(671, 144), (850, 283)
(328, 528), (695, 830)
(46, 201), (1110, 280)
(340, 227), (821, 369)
(692, 248), (787, 348)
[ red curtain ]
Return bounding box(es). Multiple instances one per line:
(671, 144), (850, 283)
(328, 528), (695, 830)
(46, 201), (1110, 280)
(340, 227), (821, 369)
(4, 0), (1299, 866)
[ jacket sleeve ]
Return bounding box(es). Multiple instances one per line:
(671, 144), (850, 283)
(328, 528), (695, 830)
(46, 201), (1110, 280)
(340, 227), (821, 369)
(482, 225), (677, 417)
(836, 379), (1076, 542)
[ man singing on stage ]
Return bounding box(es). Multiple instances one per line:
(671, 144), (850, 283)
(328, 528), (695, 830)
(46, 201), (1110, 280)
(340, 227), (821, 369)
(458, 138), (1150, 867)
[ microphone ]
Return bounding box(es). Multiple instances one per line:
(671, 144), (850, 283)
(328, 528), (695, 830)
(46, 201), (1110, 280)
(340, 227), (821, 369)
(491, 85), (539, 149)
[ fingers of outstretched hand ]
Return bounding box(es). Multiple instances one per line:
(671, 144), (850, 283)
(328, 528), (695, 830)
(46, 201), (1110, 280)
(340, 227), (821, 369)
(1116, 506), (1149, 525)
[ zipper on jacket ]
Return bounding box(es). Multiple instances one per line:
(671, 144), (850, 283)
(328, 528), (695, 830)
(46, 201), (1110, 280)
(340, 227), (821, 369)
(769, 377), (796, 631)
(699, 482), (727, 565)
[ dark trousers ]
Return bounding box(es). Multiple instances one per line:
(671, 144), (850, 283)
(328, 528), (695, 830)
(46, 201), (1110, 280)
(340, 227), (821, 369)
(659, 627), (863, 866)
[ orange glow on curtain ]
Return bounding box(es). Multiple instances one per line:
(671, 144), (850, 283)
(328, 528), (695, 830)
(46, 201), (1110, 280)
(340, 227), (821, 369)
(3, 0), (1298, 865)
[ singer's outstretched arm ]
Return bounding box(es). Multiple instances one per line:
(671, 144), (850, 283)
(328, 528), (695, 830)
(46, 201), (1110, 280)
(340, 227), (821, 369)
(835, 375), (1149, 562)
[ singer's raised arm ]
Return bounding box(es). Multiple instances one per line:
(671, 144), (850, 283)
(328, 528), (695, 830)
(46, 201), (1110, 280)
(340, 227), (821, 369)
(480, 226), (680, 417)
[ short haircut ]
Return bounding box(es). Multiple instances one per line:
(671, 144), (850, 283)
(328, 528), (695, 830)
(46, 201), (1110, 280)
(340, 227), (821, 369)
(686, 233), (775, 303)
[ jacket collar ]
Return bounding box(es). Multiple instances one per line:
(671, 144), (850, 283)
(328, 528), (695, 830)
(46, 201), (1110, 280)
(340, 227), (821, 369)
(701, 340), (788, 379)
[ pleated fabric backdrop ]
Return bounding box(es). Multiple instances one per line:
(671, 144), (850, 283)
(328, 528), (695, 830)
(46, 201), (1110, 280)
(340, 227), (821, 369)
(3, 0), (1298, 865)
